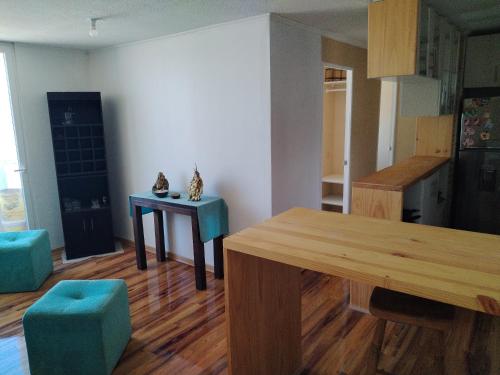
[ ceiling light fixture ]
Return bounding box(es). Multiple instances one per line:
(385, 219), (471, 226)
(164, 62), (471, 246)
(89, 18), (99, 37)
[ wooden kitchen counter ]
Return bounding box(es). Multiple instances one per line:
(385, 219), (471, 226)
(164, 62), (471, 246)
(224, 208), (500, 375)
(350, 156), (451, 311)
(352, 155), (449, 192)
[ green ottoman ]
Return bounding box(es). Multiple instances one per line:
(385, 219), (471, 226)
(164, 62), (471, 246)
(0, 230), (53, 293)
(23, 279), (132, 375)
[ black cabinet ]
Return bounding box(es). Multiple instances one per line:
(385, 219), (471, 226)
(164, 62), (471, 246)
(87, 209), (114, 254)
(61, 209), (115, 259)
(47, 92), (115, 259)
(454, 150), (500, 235)
(61, 212), (87, 256)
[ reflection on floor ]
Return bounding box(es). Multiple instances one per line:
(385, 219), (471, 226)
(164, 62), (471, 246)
(0, 246), (497, 374)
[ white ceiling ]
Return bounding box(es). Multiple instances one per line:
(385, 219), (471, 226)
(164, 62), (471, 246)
(427, 0), (500, 34)
(0, 0), (370, 49)
(0, 0), (499, 50)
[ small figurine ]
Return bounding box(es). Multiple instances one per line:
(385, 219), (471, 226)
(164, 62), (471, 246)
(188, 165), (203, 201)
(152, 172), (169, 198)
(154, 172), (169, 191)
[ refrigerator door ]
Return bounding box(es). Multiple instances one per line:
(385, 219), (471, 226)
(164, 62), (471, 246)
(460, 96), (500, 149)
(455, 150), (500, 234)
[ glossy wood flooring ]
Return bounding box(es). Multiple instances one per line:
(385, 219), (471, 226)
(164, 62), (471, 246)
(0, 245), (498, 375)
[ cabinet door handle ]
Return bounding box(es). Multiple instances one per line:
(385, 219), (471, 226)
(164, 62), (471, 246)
(83, 220), (86, 232)
(91, 218), (94, 232)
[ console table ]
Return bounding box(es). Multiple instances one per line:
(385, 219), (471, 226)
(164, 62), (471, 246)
(223, 207), (500, 375)
(129, 192), (228, 290)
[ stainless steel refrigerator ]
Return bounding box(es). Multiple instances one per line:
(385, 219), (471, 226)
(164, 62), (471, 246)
(454, 88), (500, 235)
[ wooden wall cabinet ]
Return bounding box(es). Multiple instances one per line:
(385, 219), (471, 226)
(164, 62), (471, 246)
(368, 0), (461, 115)
(464, 33), (500, 88)
(367, 0), (420, 78)
(415, 115), (454, 157)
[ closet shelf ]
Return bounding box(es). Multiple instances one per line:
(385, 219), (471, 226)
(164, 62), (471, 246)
(322, 174), (344, 184)
(324, 80), (346, 85)
(322, 195), (343, 206)
(324, 80), (347, 93)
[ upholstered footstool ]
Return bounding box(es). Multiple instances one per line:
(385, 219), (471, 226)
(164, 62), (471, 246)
(23, 279), (132, 375)
(0, 230), (53, 293)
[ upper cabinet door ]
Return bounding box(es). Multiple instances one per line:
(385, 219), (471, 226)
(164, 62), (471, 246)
(368, 0), (420, 78)
(464, 34), (500, 88)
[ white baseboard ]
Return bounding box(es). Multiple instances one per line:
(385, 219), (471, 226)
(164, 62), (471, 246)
(116, 237), (215, 273)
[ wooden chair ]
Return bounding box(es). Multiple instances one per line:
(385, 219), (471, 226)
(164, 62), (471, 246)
(366, 287), (456, 375)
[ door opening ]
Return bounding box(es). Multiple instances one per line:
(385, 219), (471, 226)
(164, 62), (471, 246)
(321, 65), (353, 214)
(0, 48), (28, 232)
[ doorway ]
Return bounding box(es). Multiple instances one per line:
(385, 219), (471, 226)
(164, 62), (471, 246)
(321, 65), (353, 213)
(0, 46), (29, 232)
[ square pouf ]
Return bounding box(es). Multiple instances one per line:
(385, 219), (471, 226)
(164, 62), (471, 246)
(0, 230), (53, 293)
(23, 279), (132, 375)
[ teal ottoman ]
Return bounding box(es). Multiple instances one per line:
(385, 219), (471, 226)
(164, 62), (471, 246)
(23, 279), (132, 375)
(0, 230), (53, 293)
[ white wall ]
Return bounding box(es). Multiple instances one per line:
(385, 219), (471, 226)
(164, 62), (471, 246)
(88, 15), (272, 264)
(376, 79), (397, 170)
(6, 14), (324, 260)
(13, 44), (90, 248)
(270, 15), (323, 215)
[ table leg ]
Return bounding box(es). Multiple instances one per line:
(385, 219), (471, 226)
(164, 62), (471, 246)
(350, 281), (374, 313)
(191, 213), (207, 291)
(132, 204), (147, 270)
(445, 309), (482, 375)
(224, 249), (302, 375)
(153, 209), (166, 262)
(213, 235), (224, 279)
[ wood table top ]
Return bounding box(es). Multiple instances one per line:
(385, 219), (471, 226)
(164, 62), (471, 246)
(352, 156), (450, 191)
(224, 208), (500, 315)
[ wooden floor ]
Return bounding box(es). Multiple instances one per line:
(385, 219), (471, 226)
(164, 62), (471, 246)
(0, 245), (498, 375)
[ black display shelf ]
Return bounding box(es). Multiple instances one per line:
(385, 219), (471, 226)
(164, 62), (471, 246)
(62, 206), (112, 215)
(47, 92), (115, 260)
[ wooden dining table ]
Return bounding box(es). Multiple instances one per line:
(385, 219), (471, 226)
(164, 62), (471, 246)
(223, 207), (500, 375)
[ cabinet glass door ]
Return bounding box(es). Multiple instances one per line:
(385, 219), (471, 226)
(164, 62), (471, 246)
(427, 9), (440, 78)
(448, 29), (461, 113)
(417, 1), (429, 76)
